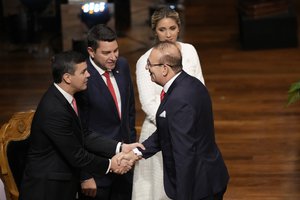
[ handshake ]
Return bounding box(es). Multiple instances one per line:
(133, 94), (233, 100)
(110, 142), (145, 174)
(81, 142), (144, 197)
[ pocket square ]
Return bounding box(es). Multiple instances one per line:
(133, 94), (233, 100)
(159, 110), (166, 118)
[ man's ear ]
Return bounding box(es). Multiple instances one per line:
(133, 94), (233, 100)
(87, 47), (95, 58)
(162, 64), (169, 77)
(63, 73), (71, 84)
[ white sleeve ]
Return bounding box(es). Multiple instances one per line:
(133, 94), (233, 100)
(182, 43), (205, 85)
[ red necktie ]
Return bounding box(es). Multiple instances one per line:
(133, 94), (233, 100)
(104, 71), (121, 118)
(72, 98), (78, 116)
(160, 90), (166, 101)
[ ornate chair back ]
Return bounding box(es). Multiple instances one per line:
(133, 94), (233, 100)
(0, 110), (35, 200)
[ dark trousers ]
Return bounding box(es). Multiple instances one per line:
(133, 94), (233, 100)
(201, 187), (227, 200)
(79, 173), (132, 200)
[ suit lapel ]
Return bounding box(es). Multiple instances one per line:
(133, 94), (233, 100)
(156, 71), (187, 117)
(87, 60), (121, 119)
(112, 65), (124, 119)
(51, 84), (82, 131)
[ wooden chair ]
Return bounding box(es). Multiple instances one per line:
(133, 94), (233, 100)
(0, 110), (35, 200)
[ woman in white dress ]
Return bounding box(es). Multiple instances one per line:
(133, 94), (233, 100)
(132, 6), (205, 200)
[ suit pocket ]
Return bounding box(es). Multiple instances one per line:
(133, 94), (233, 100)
(47, 172), (73, 180)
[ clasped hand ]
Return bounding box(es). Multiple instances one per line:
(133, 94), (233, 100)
(81, 142), (145, 197)
(110, 142), (145, 174)
(81, 151), (140, 197)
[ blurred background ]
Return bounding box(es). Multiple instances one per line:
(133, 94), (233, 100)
(0, 0), (300, 199)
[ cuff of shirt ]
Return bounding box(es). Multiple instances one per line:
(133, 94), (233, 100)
(106, 159), (112, 174)
(116, 142), (122, 154)
(133, 148), (142, 156)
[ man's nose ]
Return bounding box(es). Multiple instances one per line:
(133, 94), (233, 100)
(110, 53), (117, 60)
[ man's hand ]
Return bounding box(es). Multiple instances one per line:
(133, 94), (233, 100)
(110, 152), (133, 174)
(122, 150), (142, 163)
(122, 142), (145, 153)
(81, 178), (97, 197)
(110, 151), (142, 174)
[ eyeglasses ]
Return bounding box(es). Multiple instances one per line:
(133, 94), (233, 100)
(146, 59), (164, 68)
(146, 59), (181, 69)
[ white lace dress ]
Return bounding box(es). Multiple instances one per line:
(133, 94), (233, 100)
(132, 42), (205, 200)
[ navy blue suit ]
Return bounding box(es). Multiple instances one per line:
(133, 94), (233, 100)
(76, 57), (136, 199)
(141, 71), (229, 200)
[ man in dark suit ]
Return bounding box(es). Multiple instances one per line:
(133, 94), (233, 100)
(138, 41), (229, 200)
(19, 51), (142, 200)
(75, 24), (136, 200)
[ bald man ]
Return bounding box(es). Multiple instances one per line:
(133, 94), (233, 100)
(139, 41), (229, 200)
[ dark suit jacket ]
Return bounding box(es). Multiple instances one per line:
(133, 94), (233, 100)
(141, 71), (229, 200)
(76, 57), (136, 187)
(19, 84), (118, 200)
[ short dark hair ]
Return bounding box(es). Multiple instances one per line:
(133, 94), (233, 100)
(87, 24), (117, 51)
(51, 51), (86, 83)
(153, 41), (183, 73)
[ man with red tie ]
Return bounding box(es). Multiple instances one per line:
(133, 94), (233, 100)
(138, 41), (229, 200)
(76, 24), (136, 200)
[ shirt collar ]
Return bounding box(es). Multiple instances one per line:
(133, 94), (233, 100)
(163, 71), (182, 93)
(89, 56), (107, 76)
(54, 83), (73, 104)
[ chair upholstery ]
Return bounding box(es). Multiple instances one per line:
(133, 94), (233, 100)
(0, 110), (35, 200)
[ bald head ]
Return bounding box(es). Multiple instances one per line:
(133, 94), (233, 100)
(152, 41), (183, 73)
(146, 41), (183, 86)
